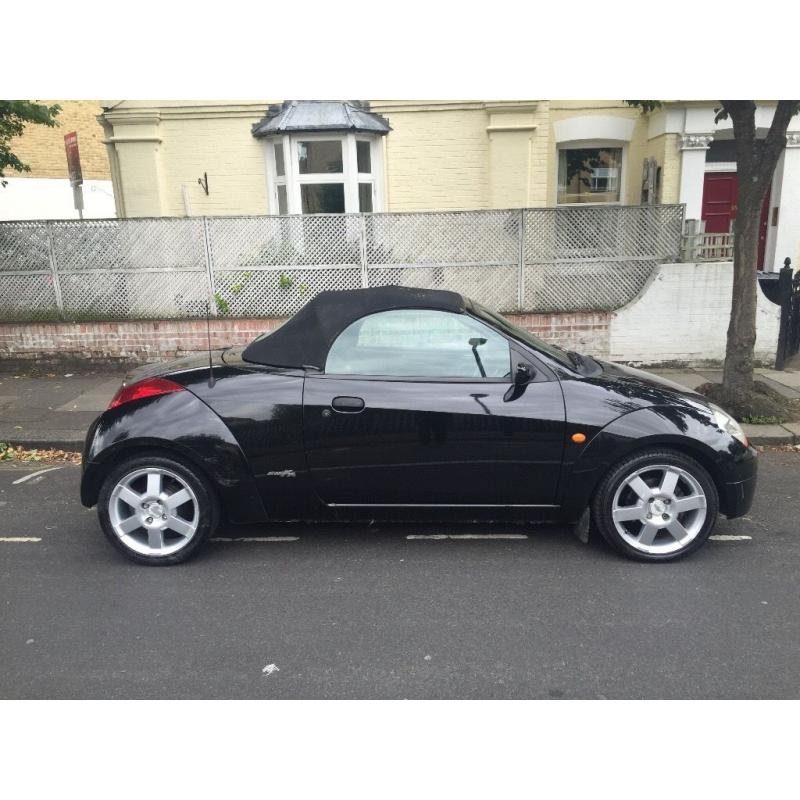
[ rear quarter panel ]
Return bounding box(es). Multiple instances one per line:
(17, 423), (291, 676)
(81, 388), (267, 523)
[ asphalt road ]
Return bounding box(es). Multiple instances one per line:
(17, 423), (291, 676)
(1, 452), (798, 699)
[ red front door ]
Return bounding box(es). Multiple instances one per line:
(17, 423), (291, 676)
(702, 172), (739, 233)
(701, 171), (771, 269)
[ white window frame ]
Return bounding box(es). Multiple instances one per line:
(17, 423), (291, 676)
(264, 132), (385, 215)
(555, 140), (627, 206)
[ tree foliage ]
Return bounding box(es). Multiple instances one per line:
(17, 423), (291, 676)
(0, 101), (61, 184)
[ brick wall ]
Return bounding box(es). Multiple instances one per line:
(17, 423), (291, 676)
(1, 264), (781, 368)
(10, 101), (110, 181)
(0, 313), (610, 365)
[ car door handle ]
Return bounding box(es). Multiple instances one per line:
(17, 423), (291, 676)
(331, 396), (365, 413)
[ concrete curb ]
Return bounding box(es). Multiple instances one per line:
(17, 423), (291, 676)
(3, 439), (85, 453)
(741, 424), (798, 446)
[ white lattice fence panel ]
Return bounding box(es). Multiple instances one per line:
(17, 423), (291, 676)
(0, 206), (685, 321)
(213, 267), (363, 317)
(524, 261), (659, 312)
(0, 222), (51, 272)
(0, 273), (61, 322)
(0, 222), (58, 320)
(207, 215), (361, 268)
(59, 271), (209, 320)
(207, 215), (365, 315)
(365, 210), (518, 266)
(367, 265), (518, 313)
(523, 205), (683, 310)
(51, 219), (206, 271)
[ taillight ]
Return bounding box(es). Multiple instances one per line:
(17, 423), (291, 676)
(108, 377), (185, 410)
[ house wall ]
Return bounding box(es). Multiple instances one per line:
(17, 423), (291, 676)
(100, 100), (679, 217)
(101, 102), (268, 218)
(0, 178), (116, 220)
(372, 102), (491, 211)
(9, 100), (110, 180)
(545, 101), (646, 206)
(158, 113), (267, 217)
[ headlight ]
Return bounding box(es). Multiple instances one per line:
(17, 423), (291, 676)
(710, 403), (749, 447)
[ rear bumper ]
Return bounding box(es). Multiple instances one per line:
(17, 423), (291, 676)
(719, 446), (758, 519)
(80, 415), (102, 507)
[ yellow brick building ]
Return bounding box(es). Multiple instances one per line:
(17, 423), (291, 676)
(10, 100), (110, 180)
(0, 100), (116, 220)
(95, 99), (799, 270)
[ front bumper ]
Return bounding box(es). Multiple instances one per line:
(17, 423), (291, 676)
(719, 445), (758, 519)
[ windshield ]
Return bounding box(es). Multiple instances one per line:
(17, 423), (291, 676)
(469, 301), (577, 370)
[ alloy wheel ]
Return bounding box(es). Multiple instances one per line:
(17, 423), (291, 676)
(611, 464), (708, 555)
(108, 467), (200, 557)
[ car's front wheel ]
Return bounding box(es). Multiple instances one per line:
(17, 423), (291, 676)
(592, 448), (719, 562)
(97, 454), (219, 565)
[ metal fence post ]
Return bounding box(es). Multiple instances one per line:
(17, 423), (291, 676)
(359, 215), (369, 288)
(775, 258), (793, 370)
(45, 221), (65, 320)
(202, 217), (217, 316)
(517, 209), (525, 311)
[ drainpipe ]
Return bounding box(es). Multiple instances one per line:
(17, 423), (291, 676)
(181, 184), (193, 217)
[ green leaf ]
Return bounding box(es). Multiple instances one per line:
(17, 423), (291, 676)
(0, 101), (61, 179)
(213, 292), (230, 315)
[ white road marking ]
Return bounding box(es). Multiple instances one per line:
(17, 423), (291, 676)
(0, 537), (42, 542)
(12, 467), (63, 485)
(210, 536), (299, 543)
(406, 533), (529, 540)
(709, 534), (753, 541)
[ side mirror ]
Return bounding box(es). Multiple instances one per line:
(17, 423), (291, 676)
(504, 363), (533, 402)
(514, 363), (533, 386)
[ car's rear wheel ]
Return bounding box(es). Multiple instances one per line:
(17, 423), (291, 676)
(592, 448), (718, 562)
(98, 454), (219, 565)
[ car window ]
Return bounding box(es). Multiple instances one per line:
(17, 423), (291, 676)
(325, 309), (511, 379)
(470, 301), (576, 370)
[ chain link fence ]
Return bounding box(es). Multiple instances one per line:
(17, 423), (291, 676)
(0, 205), (684, 323)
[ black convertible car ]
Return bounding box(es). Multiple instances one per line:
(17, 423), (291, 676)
(81, 286), (757, 565)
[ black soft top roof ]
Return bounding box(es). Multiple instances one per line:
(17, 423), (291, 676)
(242, 285), (468, 369)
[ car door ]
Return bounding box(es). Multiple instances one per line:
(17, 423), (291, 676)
(302, 308), (566, 508)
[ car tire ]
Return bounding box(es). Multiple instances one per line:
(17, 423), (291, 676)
(97, 453), (219, 565)
(591, 448), (719, 562)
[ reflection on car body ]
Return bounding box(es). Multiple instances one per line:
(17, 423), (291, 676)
(81, 285), (757, 565)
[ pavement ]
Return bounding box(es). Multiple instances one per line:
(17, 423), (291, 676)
(2, 362), (800, 450)
(0, 453), (798, 699)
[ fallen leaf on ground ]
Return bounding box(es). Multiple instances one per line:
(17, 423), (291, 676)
(0, 443), (82, 464)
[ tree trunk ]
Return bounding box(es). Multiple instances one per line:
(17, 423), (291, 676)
(720, 100), (798, 396)
(722, 186), (761, 392)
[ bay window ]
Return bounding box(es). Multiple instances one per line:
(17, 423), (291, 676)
(265, 133), (384, 215)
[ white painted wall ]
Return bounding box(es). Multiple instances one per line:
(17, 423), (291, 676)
(609, 261), (780, 366)
(0, 178), (116, 220)
(678, 147), (708, 221)
(771, 144), (800, 270)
